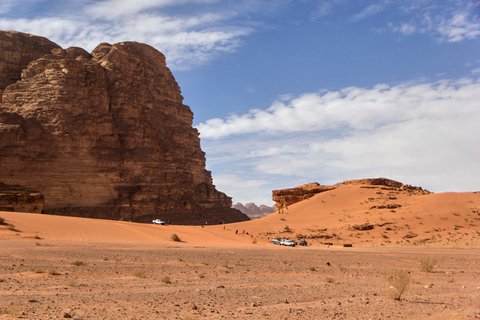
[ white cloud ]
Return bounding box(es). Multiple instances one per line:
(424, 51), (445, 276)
(352, 3), (386, 21)
(356, 1), (480, 42)
(84, 0), (218, 20)
(0, 0), (14, 14)
(311, 2), (333, 20)
(0, 0), (253, 69)
(198, 79), (480, 138)
(199, 78), (480, 202)
(435, 12), (480, 42)
(209, 173), (274, 205)
(1, 0), (478, 70)
(385, 2), (480, 42)
(0, 18), (87, 42)
(398, 23), (416, 35)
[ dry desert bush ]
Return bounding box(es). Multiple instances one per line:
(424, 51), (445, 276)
(171, 233), (181, 242)
(386, 269), (410, 301)
(133, 269), (146, 278)
(235, 256), (243, 266)
(419, 258), (438, 273)
(71, 260), (86, 266)
(221, 259), (229, 268)
(161, 276), (171, 284)
(325, 277), (335, 283)
(0, 216), (5, 225)
(64, 279), (77, 287)
(47, 269), (60, 276)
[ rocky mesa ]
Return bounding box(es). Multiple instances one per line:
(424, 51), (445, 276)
(0, 30), (248, 224)
(272, 178), (429, 211)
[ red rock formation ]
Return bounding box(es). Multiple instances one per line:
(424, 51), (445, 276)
(0, 30), (61, 100)
(0, 183), (44, 213)
(272, 183), (336, 211)
(272, 178), (429, 210)
(0, 31), (248, 224)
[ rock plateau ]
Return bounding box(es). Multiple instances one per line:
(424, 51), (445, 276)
(272, 178), (429, 211)
(0, 30), (248, 224)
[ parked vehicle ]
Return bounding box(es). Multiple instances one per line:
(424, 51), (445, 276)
(280, 239), (297, 247)
(299, 239), (308, 246)
(152, 219), (165, 225)
(271, 238), (281, 245)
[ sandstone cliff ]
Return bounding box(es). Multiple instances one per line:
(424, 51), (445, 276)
(0, 30), (248, 224)
(272, 178), (429, 211)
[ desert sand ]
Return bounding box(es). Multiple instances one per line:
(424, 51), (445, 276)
(1, 182), (480, 319)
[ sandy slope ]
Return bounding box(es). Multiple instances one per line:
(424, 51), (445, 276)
(238, 184), (480, 248)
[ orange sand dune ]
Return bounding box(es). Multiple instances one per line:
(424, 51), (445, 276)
(1, 183), (480, 247)
(0, 211), (255, 246)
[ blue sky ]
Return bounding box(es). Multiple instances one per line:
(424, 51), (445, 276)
(1, 0), (480, 205)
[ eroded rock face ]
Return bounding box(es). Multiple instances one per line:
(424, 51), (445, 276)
(272, 183), (336, 211)
(272, 178), (429, 210)
(0, 30), (248, 224)
(0, 30), (62, 99)
(0, 183), (44, 213)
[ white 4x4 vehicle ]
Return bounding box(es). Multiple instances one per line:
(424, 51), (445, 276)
(152, 219), (165, 225)
(280, 239), (297, 247)
(271, 238), (281, 245)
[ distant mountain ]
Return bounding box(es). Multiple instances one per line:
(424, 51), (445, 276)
(232, 202), (275, 219)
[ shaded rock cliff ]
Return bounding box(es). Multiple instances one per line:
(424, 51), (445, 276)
(0, 30), (248, 224)
(0, 183), (44, 213)
(272, 178), (429, 211)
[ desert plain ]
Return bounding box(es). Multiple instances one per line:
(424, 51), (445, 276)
(1, 182), (480, 319)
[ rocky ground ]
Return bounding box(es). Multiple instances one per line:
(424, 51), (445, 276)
(1, 240), (479, 319)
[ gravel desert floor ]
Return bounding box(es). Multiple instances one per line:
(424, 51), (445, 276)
(1, 181), (480, 319)
(1, 240), (479, 320)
